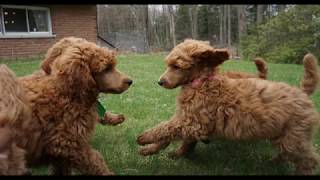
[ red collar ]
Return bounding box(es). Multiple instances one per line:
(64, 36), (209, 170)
(190, 73), (218, 88)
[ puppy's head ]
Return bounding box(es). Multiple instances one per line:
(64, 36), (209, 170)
(158, 39), (230, 89)
(91, 48), (133, 94)
(42, 37), (132, 95)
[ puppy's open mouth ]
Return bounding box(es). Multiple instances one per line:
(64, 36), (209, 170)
(161, 83), (179, 89)
(102, 87), (129, 94)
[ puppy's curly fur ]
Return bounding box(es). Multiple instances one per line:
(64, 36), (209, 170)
(137, 39), (320, 175)
(0, 65), (31, 175)
(15, 37), (131, 175)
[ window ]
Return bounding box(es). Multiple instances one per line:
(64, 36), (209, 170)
(28, 10), (49, 32)
(3, 8), (28, 32)
(0, 5), (53, 38)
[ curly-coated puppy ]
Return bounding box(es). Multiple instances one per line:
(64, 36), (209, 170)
(137, 39), (320, 175)
(17, 37), (133, 175)
(40, 37), (126, 126)
(0, 65), (32, 175)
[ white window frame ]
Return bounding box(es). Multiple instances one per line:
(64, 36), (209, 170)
(0, 5), (55, 38)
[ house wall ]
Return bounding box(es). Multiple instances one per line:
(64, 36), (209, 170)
(0, 5), (97, 59)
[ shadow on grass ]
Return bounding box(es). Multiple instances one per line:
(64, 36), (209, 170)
(178, 139), (294, 175)
(140, 139), (295, 175)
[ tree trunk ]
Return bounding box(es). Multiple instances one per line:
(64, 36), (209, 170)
(227, 5), (231, 47)
(143, 5), (150, 52)
(256, 5), (264, 25)
(219, 6), (223, 46)
(144, 5), (150, 52)
(237, 5), (246, 43)
(223, 5), (227, 46)
(189, 5), (199, 39)
(237, 5), (247, 57)
(162, 5), (170, 49)
(151, 6), (161, 48)
(168, 5), (176, 47)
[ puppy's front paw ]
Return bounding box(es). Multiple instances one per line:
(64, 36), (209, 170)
(100, 112), (125, 126)
(137, 132), (154, 146)
(139, 144), (161, 156)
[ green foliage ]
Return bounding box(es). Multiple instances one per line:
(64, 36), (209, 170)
(198, 5), (221, 44)
(197, 5), (239, 45)
(197, 5), (209, 40)
(175, 5), (191, 42)
(241, 5), (320, 64)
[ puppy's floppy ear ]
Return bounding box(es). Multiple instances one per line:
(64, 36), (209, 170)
(191, 46), (212, 60)
(41, 41), (66, 74)
(58, 51), (96, 98)
(41, 37), (83, 74)
(60, 60), (96, 91)
(212, 48), (230, 66)
(191, 43), (230, 66)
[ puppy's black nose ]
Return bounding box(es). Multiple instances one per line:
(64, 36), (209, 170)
(158, 79), (165, 86)
(125, 79), (133, 86)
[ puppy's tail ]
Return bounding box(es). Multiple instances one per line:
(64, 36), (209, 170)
(254, 58), (268, 79)
(300, 53), (319, 96)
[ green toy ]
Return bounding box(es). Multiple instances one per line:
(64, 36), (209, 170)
(97, 100), (106, 118)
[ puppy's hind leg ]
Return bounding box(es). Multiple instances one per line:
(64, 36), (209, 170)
(275, 130), (320, 175)
(292, 146), (319, 175)
(46, 138), (114, 175)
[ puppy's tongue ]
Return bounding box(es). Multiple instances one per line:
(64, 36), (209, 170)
(191, 78), (202, 88)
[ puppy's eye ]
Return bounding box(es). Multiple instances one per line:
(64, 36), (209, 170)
(105, 66), (111, 71)
(172, 65), (179, 70)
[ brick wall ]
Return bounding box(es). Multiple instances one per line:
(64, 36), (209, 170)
(0, 5), (97, 59)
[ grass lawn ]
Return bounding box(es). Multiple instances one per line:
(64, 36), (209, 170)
(2, 53), (320, 175)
